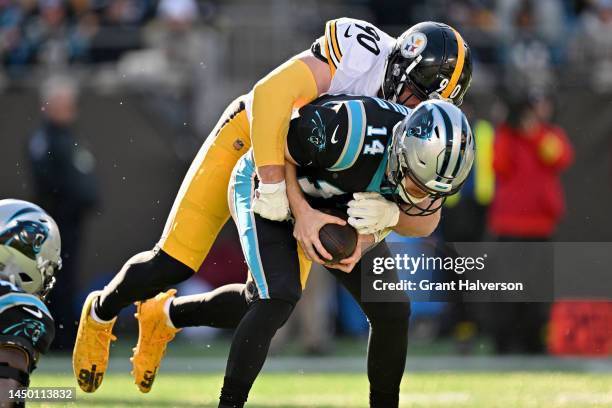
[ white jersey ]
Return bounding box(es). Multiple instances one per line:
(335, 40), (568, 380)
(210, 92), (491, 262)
(318, 17), (396, 97)
(244, 18), (396, 122)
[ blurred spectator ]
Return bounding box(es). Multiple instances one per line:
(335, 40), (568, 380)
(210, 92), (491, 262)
(485, 93), (574, 353)
(497, 0), (565, 46)
(489, 94), (574, 240)
(119, 0), (225, 159)
(499, 0), (558, 91)
(1, 0), (96, 73)
(569, 0), (612, 91)
(88, 0), (148, 62)
(27, 75), (99, 351)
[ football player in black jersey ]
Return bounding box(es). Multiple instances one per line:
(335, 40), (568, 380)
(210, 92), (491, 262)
(0, 199), (61, 407)
(74, 20), (473, 395)
(132, 95), (474, 408)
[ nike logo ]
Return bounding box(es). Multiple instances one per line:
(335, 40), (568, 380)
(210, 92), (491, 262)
(22, 306), (43, 318)
(344, 25), (352, 38)
(330, 125), (340, 144)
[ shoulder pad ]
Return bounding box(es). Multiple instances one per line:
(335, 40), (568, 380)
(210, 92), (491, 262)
(322, 18), (390, 77)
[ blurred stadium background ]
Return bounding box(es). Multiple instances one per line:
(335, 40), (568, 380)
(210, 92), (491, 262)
(0, 0), (611, 406)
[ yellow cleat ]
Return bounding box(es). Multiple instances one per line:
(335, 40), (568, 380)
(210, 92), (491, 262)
(73, 291), (117, 393)
(131, 289), (180, 393)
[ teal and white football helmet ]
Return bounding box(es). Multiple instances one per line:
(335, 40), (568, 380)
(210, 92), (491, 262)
(387, 99), (475, 215)
(0, 199), (61, 298)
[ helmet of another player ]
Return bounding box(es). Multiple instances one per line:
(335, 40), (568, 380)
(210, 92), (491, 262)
(382, 21), (472, 107)
(0, 199), (61, 298)
(387, 100), (475, 215)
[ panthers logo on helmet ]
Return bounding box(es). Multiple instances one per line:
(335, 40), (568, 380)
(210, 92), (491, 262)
(407, 104), (435, 140)
(307, 110), (328, 152)
(0, 220), (49, 261)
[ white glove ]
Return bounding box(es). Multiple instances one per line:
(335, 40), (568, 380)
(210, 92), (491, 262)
(252, 180), (291, 221)
(347, 192), (400, 234)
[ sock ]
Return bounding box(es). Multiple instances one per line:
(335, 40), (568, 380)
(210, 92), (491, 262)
(96, 249), (194, 321)
(169, 284), (248, 329)
(164, 297), (176, 329)
(91, 297), (113, 324)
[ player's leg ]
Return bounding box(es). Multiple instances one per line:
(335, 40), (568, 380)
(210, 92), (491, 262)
(129, 247), (309, 394)
(130, 283), (250, 393)
(219, 152), (306, 408)
(73, 96), (251, 393)
(96, 96), (251, 320)
(169, 283), (248, 329)
(325, 242), (411, 408)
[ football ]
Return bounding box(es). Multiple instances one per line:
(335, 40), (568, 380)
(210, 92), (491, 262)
(317, 208), (358, 263)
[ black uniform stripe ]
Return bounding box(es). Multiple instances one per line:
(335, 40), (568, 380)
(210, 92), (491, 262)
(311, 39), (329, 64)
(434, 105), (455, 181)
(450, 115), (470, 178)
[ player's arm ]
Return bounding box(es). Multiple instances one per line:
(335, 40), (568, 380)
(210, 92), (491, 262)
(0, 347), (30, 407)
(284, 160), (345, 264)
(253, 53), (331, 178)
(285, 161), (376, 273)
(253, 17), (355, 175)
(250, 52), (331, 221)
(393, 206), (441, 237)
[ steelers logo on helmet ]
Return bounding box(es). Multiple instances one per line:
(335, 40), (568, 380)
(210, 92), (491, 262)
(382, 22), (473, 106)
(401, 32), (427, 59)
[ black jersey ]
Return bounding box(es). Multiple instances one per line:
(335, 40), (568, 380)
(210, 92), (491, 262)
(287, 94), (410, 205)
(0, 280), (54, 373)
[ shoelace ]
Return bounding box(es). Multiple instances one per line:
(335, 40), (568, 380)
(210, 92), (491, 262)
(93, 329), (116, 353)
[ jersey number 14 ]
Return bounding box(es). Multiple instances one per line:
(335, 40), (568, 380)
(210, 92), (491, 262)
(363, 125), (387, 155)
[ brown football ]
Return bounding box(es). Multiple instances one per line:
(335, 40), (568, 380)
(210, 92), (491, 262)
(316, 208), (358, 263)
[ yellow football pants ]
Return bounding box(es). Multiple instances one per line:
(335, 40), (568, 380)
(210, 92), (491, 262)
(158, 96), (312, 286)
(159, 96), (251, 272)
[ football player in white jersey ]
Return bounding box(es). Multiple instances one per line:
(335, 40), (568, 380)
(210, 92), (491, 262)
(73, 17), (473, 398)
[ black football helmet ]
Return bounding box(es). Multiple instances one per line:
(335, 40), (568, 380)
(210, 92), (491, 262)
(382, 22), (472, 106)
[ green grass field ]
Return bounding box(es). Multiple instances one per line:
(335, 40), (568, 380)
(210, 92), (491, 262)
(29, 371), (612, 407)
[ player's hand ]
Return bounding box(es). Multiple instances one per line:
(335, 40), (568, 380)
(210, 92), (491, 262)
(292, 204), (346, 264)
(347, 192), (400, 234)
(326, 233), (375, 273)
(252, 180), (291, 221)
